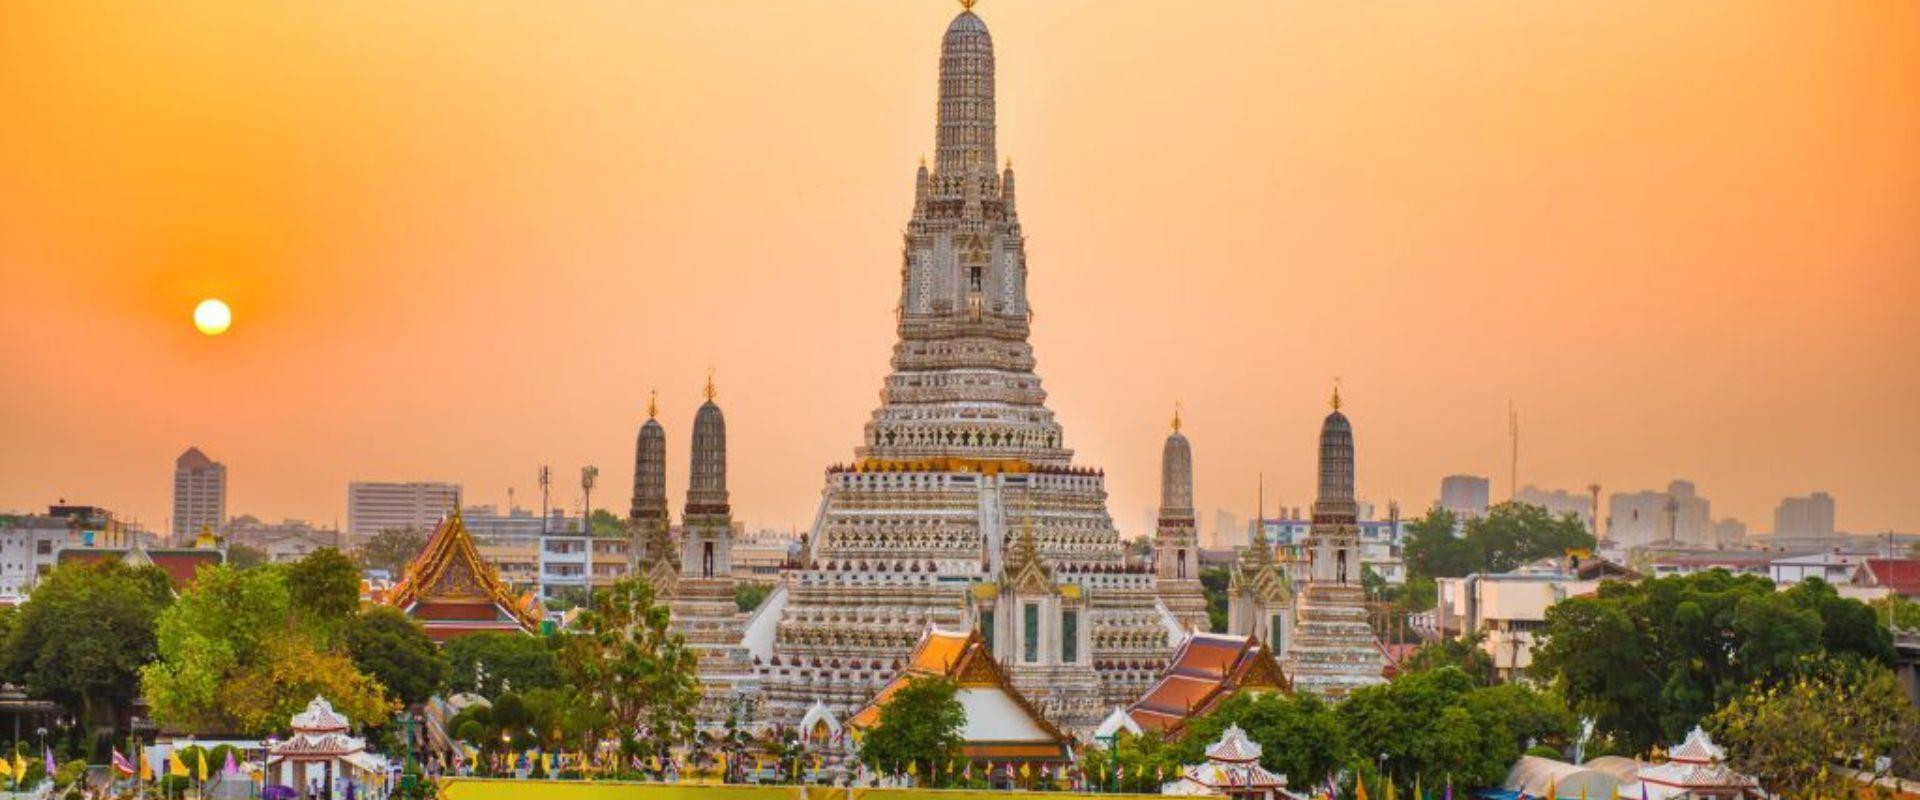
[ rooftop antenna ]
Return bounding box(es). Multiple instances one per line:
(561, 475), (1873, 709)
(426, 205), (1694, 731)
(1507, 401), (1520, 500)
(538, 465), (552, 535)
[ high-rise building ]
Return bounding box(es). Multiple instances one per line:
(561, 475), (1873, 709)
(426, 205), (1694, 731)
(751, 6), (1174, 734)
(1439, 474), (1490, 519)
(171, 447), (228, 541)
(1514, 485), (1595, 529)
(1773, 492), (1836, 537)
(1608, 480), (1712, 548)
(346, 481), (460, 542)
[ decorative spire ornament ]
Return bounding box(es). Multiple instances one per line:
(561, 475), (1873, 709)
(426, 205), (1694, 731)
(647, 389), (658, 419)
(704, 369), (717, 401)
(1172, 402), (1182, 433)
(1331, 379), (1342, 412)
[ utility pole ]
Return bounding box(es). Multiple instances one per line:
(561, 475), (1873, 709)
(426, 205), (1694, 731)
(581, 465), (599, 533)
(1587, 483), (1602, 542)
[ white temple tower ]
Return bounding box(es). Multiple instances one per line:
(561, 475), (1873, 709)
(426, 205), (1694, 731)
(753, 6), (1178, 734)
(670, 377), (756, 727)
(1284, 387), (1386, 698)
(1155, 408), (1209, 630)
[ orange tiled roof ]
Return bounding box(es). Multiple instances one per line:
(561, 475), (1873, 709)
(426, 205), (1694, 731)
(850, 627), (1071, 762)
(1128, 632), (1288, 735)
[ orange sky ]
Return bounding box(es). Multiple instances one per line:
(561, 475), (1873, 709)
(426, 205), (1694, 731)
(3, 1), (1917, 539)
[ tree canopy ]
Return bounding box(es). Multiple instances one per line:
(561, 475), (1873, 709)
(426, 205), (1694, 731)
(442, 632), (561, 697)
(1, 561), (173, 727)
(346, 605), (449, 706)
(857, 675), (965, 777)
(557, 576), (701, 752)
(1335, 668), (1574, 790)
(1707, 656), (1920, 798)
(1403, 503), (1594, 579)
(140, 563), (391, 734)
(1531, 571), (1894, 751)
(357, 528), (427, 576)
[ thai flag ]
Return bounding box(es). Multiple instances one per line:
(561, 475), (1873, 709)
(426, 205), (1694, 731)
(112, 749), (136, 776)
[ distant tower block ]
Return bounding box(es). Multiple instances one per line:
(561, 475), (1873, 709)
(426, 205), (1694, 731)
(1154, 405), (1208, 630)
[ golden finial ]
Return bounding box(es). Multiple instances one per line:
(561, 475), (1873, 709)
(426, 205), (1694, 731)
(704, 369), (717, 401)
(1004, 157), (1013, 170)
(919, 154), (927, 169)
(1171, 402), (1182, 433)
(960, 0), (977, 10)
(647, 389), (658, 419)
(1331, 378), (1342, 412)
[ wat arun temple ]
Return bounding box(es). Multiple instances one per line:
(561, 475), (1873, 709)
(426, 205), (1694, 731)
(608, 4), (1385, 737)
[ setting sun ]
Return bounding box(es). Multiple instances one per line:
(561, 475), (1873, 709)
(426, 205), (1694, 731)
(192, 298), (231, 336)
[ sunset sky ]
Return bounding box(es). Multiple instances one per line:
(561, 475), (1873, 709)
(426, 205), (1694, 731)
(2, 1), (1916, 539)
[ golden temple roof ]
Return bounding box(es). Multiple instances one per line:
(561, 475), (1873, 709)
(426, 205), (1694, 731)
(383, 509), (542, 639)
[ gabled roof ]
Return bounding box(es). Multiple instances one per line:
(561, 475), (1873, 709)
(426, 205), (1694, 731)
(1128, 632), (1288, 735)
(850, 626), (1071, 762)
(56, 546), (223, 591)
(1859, 559), (1920, 597)
(383, 511), (541, 640)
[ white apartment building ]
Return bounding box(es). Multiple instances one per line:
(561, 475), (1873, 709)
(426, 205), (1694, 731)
(346, 482), (461, 541)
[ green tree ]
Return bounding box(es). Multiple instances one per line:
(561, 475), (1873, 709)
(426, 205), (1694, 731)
(1200, 567), (1231, 633)
(287, 548), (363, 623)
(227, 544), (269, 569)
(558, 576), (701, 752)
(358, 528), (428, 576)
(1707, 657), (1920, 798)
(588, 509), (627, 538)
(857, 675), (964, 778)
(443, 632), (562, 697)
(1870, 595), (1920, 631)
(140, 564), (392, 734)
(1400, 631), (1498, 686)
(346, 606), (449, 706)
(1, 561), (173, 728)
(1532, 570), (1892, 752)
(733, 581), (773, 613)
(1403, 507), (1474, 578)
(1336, 668), (1569, 791)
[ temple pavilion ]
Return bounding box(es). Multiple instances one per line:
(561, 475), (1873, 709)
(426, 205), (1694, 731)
(265, 696), (388, 800)
(1162, 724), (1300, 800)
(1616, 726), (1762, 800)
(383, 509), (542, 641)
(1128, 632), (1287, 735)
(850, 627), (1072, 771)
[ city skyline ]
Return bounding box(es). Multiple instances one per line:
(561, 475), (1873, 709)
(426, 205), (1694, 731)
(3, 1), (1916, 537)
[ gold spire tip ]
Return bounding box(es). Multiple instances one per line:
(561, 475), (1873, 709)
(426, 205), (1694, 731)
(1331, 378), (1342, 412)
(1171, 402), (1182, 433)
(960, 0), (977, 10)
(704, 369), (717, 401)
(647, 389), (658, 419)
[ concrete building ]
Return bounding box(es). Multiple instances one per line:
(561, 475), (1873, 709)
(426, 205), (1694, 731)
(171, 447), (227, 542)
(346, 482), (460, 542)
(1768, 551), (1866, 585)
(226, 516), (344, 563)
(1607, 480), (1713, 548)
(1773, 492), (1836, 537)
(1433, 565), (1605, 681)
(1439, 475), (1490, 519)
(1252, 505), (1406, 585)
(1514, 485), (1594, 529)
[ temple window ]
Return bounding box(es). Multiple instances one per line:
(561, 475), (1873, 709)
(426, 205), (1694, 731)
(1061, 610), (1078, 663)
(1022, 603), (1039, 663)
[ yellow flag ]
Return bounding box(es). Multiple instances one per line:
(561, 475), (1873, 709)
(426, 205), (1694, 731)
(1355, 777), (1372, 800)
(13, 752), (24, 784)
(139, 750), (153, 782)
(1386, 779), (1398, 800)
(1547, 777), (1558, 800)
(542, 752), (553, 776)
(197, 749), (209, 781)
(1020, 762), (1031, 779)
(168, 749), (189, 778)
(906, 760), (917, 776)
(0, 754), (13, 779)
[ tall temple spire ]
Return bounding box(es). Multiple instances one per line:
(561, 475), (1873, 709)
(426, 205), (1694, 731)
(688, 385), (728, 513)
(1313, 394), (1356, 526)
(630, 392), (672, 569)
(1155, 409), (1206, 627)
(936, 5), (996, 176)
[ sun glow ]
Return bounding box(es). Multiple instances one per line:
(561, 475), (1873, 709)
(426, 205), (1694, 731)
(193, 298), (232, 336)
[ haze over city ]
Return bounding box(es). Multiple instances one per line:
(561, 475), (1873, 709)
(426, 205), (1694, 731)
(3, 0), (1917, 537)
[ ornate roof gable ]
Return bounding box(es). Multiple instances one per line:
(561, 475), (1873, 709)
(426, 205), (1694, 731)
(384, 510), (541, 634)
(1002, 529), (1055, 595)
